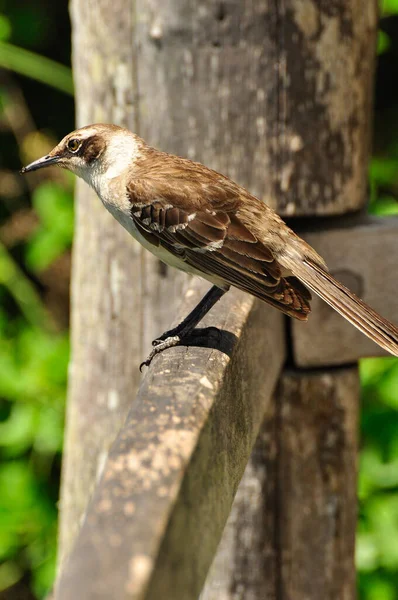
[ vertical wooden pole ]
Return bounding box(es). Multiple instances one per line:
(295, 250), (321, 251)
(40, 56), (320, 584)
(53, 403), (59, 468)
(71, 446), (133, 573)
(202, 369), (359, 600)
(201, 411), (279, 600)
(59, 0), (141, 567)
(277, 369), (359, 600)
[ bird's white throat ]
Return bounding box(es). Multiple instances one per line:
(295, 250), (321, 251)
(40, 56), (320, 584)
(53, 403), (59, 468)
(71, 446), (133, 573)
(79, 133), (140, 201)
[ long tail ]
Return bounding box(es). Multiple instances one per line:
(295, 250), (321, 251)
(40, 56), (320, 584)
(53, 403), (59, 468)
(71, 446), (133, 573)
(288, 257), (398, 357)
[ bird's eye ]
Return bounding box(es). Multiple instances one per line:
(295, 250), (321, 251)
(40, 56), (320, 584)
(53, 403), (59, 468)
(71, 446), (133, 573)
(68, 139), (81, 152)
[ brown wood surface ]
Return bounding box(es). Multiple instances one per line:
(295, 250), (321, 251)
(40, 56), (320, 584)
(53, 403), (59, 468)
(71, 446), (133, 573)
(200, 416), (278, 600)
(60, 0), (147, 569)
(62, 0), (299, 568)
(202, 367), (359, 600)
(292, 216), (398, 366)
(61, 0), (376, 596)
(277, 368), (359, 600)
(135, 0), (377, 216)
(55, 279), (285, 600)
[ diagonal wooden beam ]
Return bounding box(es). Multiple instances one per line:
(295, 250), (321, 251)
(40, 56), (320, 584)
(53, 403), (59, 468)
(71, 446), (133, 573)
(291, 216), (398, 366)
(55, 279), (286, 600)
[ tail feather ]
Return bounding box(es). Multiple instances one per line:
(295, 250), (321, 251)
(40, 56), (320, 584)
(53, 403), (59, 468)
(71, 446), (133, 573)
(290, 257), (398, 357)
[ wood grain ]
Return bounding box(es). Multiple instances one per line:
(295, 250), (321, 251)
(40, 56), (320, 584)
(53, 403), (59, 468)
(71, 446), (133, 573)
(277, 368), (359, 600)
(55, 279), (285, 600)
(135, 0), (377, 216)
(291, 216), (398, 366)
(200, 416), (278, 600)
(202, 367), (359, 600)
(61, 0), (375, 595)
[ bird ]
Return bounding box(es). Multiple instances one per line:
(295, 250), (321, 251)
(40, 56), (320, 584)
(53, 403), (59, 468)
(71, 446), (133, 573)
(21, 123), (398, 369)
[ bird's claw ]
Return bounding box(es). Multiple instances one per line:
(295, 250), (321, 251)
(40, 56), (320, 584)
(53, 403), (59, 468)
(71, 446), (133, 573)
(151, 338), (164, 347)
(151, 328), (180, 346)
(140, 335), (181, 371)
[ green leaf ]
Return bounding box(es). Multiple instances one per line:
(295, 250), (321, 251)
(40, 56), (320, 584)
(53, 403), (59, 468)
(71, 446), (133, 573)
(369, 196), (398, 217)
(0, 403), (36, 455)
(382, 0), (398, 15)
(0, 561), (22, 592)
(0, 326), (68, 407)
(0, 242), (50, 330)
(26, 181), (74, 272)
(0, 41), (73, 95)
(369, 158), (398, 186)
(365, 578), (396, 600)
(378, 30), (391, 55)
(357, 532), (378, 572)
(0, 14), (11, 42)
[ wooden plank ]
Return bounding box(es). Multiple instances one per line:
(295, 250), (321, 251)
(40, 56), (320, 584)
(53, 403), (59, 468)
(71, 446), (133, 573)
(291, 216), (398, 366)
(277, 368), (359, 600)
(200, 416), (278, 600)
(55, 278), (286, 600)
(270, 0), (377, 216)
(202, 366), (359, 600)
(61, 0), (186, 569)
(135, 0), (377, 218)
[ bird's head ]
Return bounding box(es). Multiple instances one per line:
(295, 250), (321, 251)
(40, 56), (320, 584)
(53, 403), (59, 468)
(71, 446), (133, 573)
(21, 123), (141, 184)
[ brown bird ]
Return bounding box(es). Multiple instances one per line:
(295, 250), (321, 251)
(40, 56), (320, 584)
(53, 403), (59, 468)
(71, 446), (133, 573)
(21, 124), (398, 368)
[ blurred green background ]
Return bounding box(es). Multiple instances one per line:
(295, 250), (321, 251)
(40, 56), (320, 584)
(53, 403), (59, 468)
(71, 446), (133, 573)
(0, 0), (398, 598)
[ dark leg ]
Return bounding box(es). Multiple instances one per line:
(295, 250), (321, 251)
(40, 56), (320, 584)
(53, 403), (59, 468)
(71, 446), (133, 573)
(140, 285), (228, 370)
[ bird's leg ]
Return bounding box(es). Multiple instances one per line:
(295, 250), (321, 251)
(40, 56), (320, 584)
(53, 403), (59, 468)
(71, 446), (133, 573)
(140, 285), (228, 370)
(153, 285), (228, 344)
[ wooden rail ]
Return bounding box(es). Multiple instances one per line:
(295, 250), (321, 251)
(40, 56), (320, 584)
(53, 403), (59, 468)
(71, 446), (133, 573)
(56, 281), (285, 599)
(293, 216), (398, 365)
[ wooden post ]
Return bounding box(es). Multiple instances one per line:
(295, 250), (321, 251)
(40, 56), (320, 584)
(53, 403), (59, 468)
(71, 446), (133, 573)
(61, 0), (189, 567)
(201, 369), (359, 600)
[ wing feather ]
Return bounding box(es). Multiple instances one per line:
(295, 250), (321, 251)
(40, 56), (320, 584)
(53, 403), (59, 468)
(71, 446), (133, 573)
(127, 176), (311, 320)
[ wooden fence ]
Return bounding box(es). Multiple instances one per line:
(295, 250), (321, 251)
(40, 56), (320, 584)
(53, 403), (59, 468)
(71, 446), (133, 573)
(53, 1), (398, 598)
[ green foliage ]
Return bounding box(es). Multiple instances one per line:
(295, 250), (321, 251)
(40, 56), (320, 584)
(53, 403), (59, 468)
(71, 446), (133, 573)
(0, 13), (11, 42)
(0, 9), (73, 96)
(378, 30), (392, 55)
(0, 2), (74, 589)
(0, 40), (74, 96)
(0, 236), (70, 599)
(0, 242), (49, 329)
(26, 181), (74, 273)
(0, 313), (68, 596)
(0, 170), (73, 596)
(358, 148), (398, 598)
(358, 5), (398, 590)
(382, 0), (398, 15)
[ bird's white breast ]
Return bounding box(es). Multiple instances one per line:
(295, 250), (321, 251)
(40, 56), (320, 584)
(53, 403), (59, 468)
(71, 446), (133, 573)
(84, 147), (227, 286)
(93, 179), (203, 276)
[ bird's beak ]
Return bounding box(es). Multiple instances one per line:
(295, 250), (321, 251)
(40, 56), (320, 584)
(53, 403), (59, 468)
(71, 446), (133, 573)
(20, 154), (61, 174)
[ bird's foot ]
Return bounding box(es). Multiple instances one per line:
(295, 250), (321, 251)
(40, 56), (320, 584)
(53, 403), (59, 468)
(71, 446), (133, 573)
(141, 327), (223, 371)
(151, 326), (183, 346)
(140, 335), (181, 371)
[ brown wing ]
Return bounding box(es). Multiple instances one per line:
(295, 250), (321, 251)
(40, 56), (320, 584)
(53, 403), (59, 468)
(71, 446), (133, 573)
(127, 172), (311, 321)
